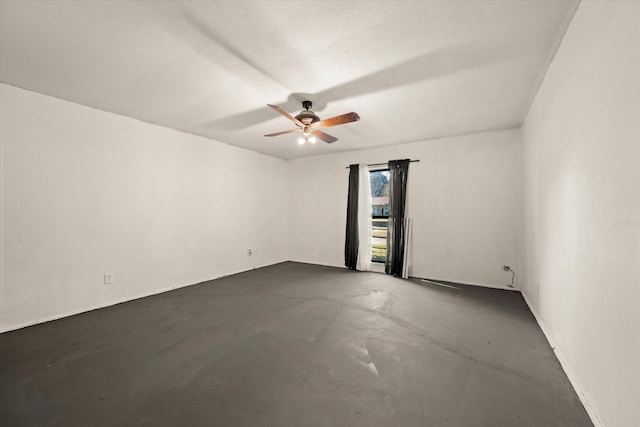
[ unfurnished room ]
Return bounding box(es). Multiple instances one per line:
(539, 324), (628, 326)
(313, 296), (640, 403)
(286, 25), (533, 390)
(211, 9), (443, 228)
(0, 1), (638, 426)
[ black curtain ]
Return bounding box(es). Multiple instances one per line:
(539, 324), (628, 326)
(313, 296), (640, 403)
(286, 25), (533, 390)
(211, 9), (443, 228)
(385, 159), (410, 277)
(344, 164), (359, 270)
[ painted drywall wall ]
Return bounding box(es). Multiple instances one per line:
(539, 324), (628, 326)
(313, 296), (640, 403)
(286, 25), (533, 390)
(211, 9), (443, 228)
(521, 2), (640, 426)
(288, 129), (521, 288)
(0, 83), (288, 332)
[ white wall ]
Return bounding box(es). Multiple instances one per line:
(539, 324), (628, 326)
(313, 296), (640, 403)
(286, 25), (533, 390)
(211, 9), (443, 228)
(288, 129), (521, 289)
(521, 2), (640, 427)
(0, 83), (288, 332)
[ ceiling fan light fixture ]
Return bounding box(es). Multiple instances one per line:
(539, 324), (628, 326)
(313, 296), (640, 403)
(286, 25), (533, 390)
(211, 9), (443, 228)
(297, 137), (306, 145)
(308, 136), (317, 144)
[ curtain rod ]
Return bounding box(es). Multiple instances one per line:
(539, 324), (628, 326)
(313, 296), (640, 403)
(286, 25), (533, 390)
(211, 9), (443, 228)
(345, 159), (420, 169)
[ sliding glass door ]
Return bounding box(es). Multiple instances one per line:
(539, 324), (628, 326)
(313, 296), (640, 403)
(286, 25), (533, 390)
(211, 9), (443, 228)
(369, 169), (390, 263)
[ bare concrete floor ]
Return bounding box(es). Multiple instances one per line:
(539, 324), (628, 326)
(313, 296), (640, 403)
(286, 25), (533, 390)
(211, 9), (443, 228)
(1, 262), (592, 426)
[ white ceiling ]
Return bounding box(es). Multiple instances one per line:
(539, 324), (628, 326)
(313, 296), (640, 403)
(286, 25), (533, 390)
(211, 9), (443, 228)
(0, 0), (578, 160)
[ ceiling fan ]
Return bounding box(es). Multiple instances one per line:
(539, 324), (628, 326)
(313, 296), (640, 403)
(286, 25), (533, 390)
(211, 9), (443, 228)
(264, 101), (360, 144)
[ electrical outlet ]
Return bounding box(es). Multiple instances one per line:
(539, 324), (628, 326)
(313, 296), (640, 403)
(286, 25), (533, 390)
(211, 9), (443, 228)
(503, 265), (511, 271)
(247, 249), (253, 256)
(104, 273), (114, 285)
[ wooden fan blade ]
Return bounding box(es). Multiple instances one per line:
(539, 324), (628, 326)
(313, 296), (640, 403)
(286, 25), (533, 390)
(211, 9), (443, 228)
(264, 129), (301, 137)
(267, 104), (303, 127)
(313, 112), (360, 129)
(311, 129), (338, 144)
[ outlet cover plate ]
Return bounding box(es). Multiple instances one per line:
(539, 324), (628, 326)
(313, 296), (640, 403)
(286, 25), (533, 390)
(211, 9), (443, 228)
(104, 273), (114, 284)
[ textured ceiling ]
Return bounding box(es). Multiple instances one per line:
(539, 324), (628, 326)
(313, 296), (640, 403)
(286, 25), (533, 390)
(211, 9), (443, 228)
(0, 0), (578, 159)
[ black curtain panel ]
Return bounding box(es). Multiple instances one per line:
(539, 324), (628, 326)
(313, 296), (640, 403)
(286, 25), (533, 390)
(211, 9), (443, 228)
(344, 164), (359, 270)
(385, 159), (410, 277)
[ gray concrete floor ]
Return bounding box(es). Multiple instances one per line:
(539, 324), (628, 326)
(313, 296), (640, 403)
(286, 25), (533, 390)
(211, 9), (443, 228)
(0, 262), (592, 426)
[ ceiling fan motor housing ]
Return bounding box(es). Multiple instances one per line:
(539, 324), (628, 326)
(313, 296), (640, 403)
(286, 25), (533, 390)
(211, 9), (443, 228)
(295, 104), (320, 125)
